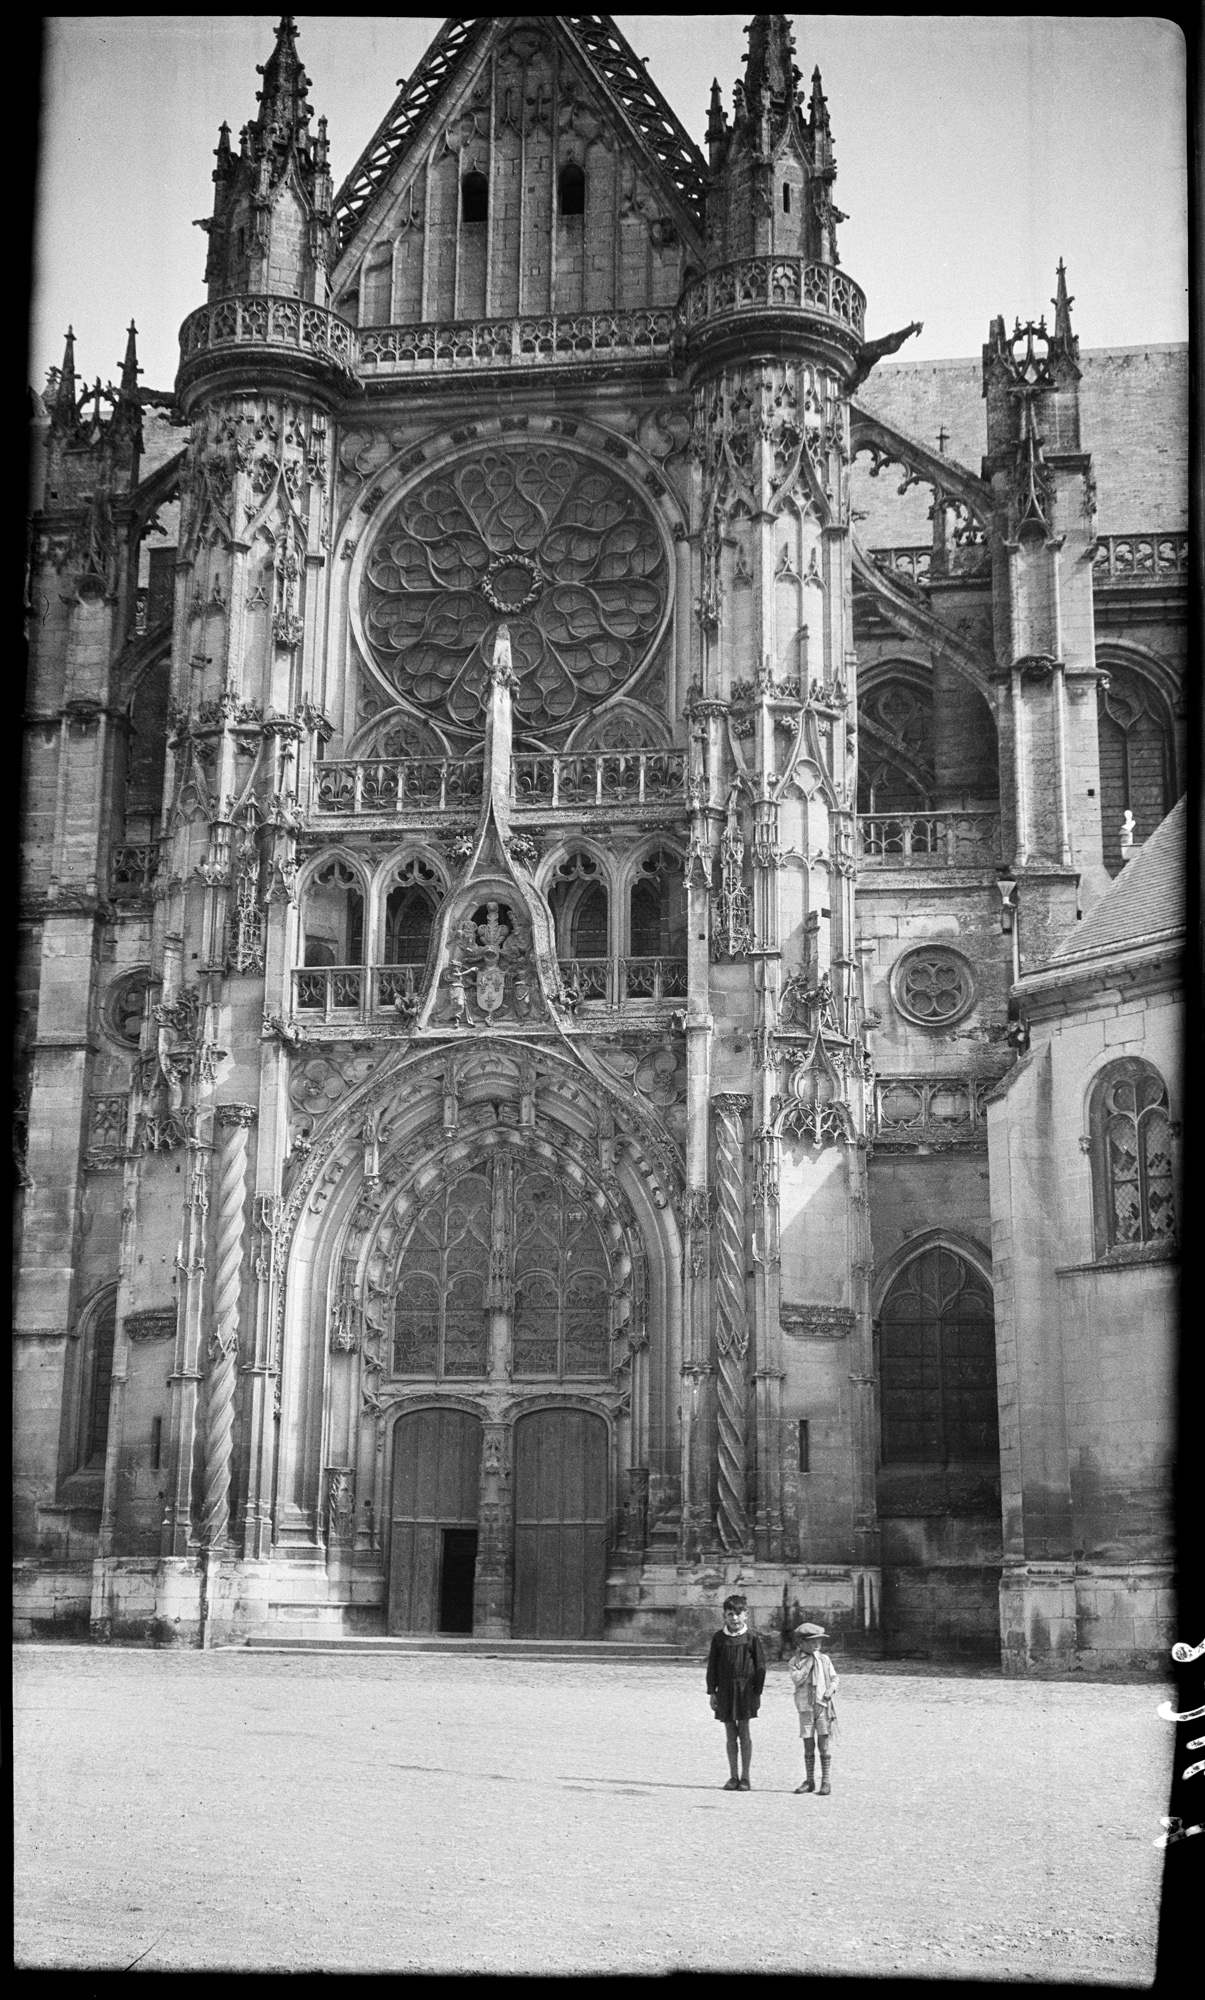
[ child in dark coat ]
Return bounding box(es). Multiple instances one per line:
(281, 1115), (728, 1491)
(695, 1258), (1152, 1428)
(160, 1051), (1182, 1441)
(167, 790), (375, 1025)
(706, 1593), (767, 1790)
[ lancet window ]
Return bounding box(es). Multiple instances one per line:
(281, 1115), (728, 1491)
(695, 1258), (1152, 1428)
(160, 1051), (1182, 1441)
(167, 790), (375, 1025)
(512, 1172), (610, 1379)
(1088, 1059), (1176, 1256)
(879, 1247), (998, 1466)
(393, 1172), (492, 1379)
(1096, 665), (1175, 876)
(79, 1290), (117, 1470)
(302, 859), (364, 968)
(630, 848), (686, 957)
(461, 171), (489, 222)
(383, 857), (443, 967)
(558, 163), (586, 216)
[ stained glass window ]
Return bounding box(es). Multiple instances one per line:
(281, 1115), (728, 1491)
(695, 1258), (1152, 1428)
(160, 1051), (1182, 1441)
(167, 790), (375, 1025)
(879, 1247), (998, 1465)
(393, 1172), (491, 1377)
(1089, 1060), (1176, 1255)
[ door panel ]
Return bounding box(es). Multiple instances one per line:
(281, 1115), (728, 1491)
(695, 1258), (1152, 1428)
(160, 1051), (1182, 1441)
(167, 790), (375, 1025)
(388, 1407), (482, 1634)
(513, 1408), (607, 1639)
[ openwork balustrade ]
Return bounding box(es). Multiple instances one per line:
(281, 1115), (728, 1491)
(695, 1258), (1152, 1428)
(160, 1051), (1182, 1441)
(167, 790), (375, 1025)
(110, 843), (161, 898)
(559, 956), (688, 1006)
(512, 750), (687, 809)
(871, 546), (931, 584)
(293, 964), (426, 1021)
(872, 1075), (991, 1148)
(179, 295), (357, 376)
(313, 758), (484, 814)
(680, 256), (866, 341)
(358, 308), (675, 374)
(857, 812), (1002, 867)
(1091, 533), (1188, 583)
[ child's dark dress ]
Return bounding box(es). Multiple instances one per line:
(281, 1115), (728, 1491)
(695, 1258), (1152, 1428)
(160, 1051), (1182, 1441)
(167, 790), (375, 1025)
(706, 1626), (767, 1723)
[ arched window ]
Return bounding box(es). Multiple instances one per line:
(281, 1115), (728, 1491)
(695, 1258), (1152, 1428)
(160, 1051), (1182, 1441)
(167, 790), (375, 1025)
(629, 848), (685, 958)
(549, 852), (609, 997)
(879, 1246), (998, 1465)
(384, 857), (443, 969)
(461, 171), (489, 222)
(857, 678), (934, 814)
(1089, 1059), (1176, 1255)
(80, 1291), (117, 1469)
(782, 182), (791, 214)
(571, 883), (608, 958)
(303, 859), (363, 968)
(513, 1168), (610, 1378)
(558, 162), (586, 216)
(1097, 665), (1174, 877)
(394, 1172), (491, 1378)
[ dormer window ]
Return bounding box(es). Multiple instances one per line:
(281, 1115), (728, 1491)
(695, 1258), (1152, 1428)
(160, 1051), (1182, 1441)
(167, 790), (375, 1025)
(558, 163), (586, 216)
(461, 171), (488, 222)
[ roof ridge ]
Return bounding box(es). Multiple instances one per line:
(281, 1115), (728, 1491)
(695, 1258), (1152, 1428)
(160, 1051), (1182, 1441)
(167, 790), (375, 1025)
(1043, 796), (1187, 968)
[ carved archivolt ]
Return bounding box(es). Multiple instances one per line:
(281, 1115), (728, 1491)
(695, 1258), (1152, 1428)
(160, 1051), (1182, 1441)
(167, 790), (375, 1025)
(360, 442), (671, 735)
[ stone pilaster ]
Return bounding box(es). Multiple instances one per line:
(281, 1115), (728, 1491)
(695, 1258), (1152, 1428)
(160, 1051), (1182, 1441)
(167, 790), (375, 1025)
(711, 1092), (751, 1551)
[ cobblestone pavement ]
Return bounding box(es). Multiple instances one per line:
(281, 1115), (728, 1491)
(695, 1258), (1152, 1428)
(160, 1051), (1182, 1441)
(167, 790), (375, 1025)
(14, 1645), (1172, 1979)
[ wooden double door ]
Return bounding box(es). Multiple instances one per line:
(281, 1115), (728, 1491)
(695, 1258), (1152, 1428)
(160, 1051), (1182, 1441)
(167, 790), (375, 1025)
(388, 1406), (607, 1639)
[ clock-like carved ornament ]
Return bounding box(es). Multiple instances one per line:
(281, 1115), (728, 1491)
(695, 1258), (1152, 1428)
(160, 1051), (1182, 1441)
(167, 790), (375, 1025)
(361, 445), (669, 735)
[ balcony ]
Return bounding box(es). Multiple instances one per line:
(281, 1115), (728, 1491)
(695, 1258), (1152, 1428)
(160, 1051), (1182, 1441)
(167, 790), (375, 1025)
(177, 295), (358, 387)
(110, 842), (161, 901)
(291, 956), (688, 1025)
(1091, 533), (1188, 584)
(559, 956), (688, 1008)
(857, 811), (1001, 868)
(311, 750), (688, 819)
(358, 308), (675, 377)
(680, 255), (866, 344)
(872, 1075), (994, 1148)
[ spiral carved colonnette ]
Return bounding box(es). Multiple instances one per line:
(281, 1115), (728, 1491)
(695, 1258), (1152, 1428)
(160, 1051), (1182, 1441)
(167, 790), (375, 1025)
(202, 1107), (254, 1547)
(712, 1096), (750, 1551)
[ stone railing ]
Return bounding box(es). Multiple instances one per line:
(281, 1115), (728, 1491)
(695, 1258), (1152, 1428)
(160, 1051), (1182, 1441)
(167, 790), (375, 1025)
(178, 296), (357, 378)
(1091, 533), (1188, 583)
(293, 963), (427, 1022)
(870, 546), (931, 585)
(512, 749), (687, 810)
(358, 308), (675, 375)
(872, 1075), (991, 1147)
(680, 256), (866, 342)
(857, 811), (1002, 867)
(559, 955), (688, 1007)
(313, 758), (484, 815)
(110, 843), (161, 898)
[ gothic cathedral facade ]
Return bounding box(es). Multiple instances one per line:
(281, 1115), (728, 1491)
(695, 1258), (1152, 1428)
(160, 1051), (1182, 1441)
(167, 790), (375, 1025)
(17, 17), (1185, 1667)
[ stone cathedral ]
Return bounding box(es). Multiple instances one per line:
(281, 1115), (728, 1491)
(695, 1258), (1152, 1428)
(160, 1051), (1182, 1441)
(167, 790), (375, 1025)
(16, 16), (1186, 1669)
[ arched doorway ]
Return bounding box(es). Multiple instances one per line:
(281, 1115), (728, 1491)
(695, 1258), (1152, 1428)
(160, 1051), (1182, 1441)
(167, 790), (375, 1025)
(388, 1407), (482, 1634)
(512, 1408), (608, 1639)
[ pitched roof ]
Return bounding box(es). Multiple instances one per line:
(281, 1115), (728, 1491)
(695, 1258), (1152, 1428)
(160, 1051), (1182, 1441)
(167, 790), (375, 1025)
(1042, 795), (1187, 969)
(331, 14), (709, 259)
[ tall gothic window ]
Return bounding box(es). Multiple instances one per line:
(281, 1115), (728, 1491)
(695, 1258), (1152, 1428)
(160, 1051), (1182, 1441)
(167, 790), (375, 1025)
(513, 1170), (610, 1379)
(303, 859), (364, 968)
(393, 1172), (492, 1379)
(558, 163), (585, 216)
(81, 1291), (117, 1469)
(1097, 666), (1174, 876)
(461, 171), (488, 222)
(1089, 1059), (1176, 1255)
(857, 678), (934, 814)
(879, 1247), (998, 1465)
(629, 849), (685, 958)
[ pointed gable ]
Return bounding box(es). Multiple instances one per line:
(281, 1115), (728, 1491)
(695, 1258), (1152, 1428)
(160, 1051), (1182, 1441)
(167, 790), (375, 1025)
(330, 14), (707, 328)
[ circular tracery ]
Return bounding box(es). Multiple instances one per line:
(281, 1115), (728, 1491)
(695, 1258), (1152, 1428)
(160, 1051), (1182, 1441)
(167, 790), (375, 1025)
(361, 444), (669, 736)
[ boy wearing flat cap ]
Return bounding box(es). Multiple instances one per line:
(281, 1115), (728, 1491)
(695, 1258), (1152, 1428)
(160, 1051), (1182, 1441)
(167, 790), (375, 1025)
(706, 1593), (767, 1790)
(789, 1622), (839, 1795)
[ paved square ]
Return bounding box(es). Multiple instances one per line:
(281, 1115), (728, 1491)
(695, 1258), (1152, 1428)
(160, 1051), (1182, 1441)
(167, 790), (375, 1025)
(14, 1645), (1171, 1978)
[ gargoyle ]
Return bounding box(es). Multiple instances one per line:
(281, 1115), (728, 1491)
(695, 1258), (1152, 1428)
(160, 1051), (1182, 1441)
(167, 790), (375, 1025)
(850, 320), (923, 392)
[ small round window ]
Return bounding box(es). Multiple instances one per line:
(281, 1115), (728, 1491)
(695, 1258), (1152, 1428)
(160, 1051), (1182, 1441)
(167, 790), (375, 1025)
(105, 968), (153, 1047)
(890, 947), (975, 1028)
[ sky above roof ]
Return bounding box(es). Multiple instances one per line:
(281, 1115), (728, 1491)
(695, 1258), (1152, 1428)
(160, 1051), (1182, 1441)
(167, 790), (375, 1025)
(31, 14), (1188, 395)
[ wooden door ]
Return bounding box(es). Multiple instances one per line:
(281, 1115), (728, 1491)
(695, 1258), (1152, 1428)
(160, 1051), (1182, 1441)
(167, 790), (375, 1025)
(388, 1408), (482, 1634)
(512, 1408), (607, 1639)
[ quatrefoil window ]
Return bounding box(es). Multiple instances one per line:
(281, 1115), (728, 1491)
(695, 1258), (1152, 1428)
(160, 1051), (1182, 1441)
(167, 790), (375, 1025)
(361, 445), (669, 737)
(890, 947), (976, 1028)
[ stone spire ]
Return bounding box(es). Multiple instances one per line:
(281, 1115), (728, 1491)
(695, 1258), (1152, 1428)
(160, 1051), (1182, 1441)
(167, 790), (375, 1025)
(49, 326), (79, 432)
(251, 14), (312, 163)
(808, 65), (833, 171)
(743, 13), (800, 131)
(1052, 258), (1074, 342)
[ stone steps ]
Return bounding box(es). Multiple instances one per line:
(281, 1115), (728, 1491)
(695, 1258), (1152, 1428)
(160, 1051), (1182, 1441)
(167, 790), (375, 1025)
(237, 1633), (695, 1660)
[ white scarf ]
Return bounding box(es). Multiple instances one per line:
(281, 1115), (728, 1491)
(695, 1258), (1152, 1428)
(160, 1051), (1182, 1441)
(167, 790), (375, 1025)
(724, 1616), (749, 1638)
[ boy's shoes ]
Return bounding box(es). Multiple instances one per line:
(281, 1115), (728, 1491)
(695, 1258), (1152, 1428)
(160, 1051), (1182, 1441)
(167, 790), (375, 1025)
(794, 1780), (815, 1794)
(723, 1777), (741, 1790)
(738, 1777), (751, 1790)
(818, 1778), (831, 1795)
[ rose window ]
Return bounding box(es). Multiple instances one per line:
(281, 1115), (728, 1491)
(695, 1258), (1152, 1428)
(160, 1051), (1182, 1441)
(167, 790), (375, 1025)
(890, 947), (976, 1028)
(361, 445), (668, 735)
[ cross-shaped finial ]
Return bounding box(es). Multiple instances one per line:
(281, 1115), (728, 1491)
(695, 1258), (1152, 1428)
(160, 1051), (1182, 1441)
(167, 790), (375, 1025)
(936, 426), (949, 455)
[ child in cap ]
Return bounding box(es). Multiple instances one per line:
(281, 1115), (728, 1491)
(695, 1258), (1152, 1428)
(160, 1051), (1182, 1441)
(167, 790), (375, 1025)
(789, 1621), (839, 1794)
(705, 1594), (766, 1790)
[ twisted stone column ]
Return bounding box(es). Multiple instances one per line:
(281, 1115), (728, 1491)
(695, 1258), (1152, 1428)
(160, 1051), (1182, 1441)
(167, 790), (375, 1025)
(202, 1104), (256, 1549)
(712, 1094), (751, 1551)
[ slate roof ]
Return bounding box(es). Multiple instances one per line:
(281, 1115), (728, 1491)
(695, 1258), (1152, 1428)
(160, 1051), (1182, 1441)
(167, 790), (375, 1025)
(331, 14), (709, 260)
(1043, 795), (1187, 969)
